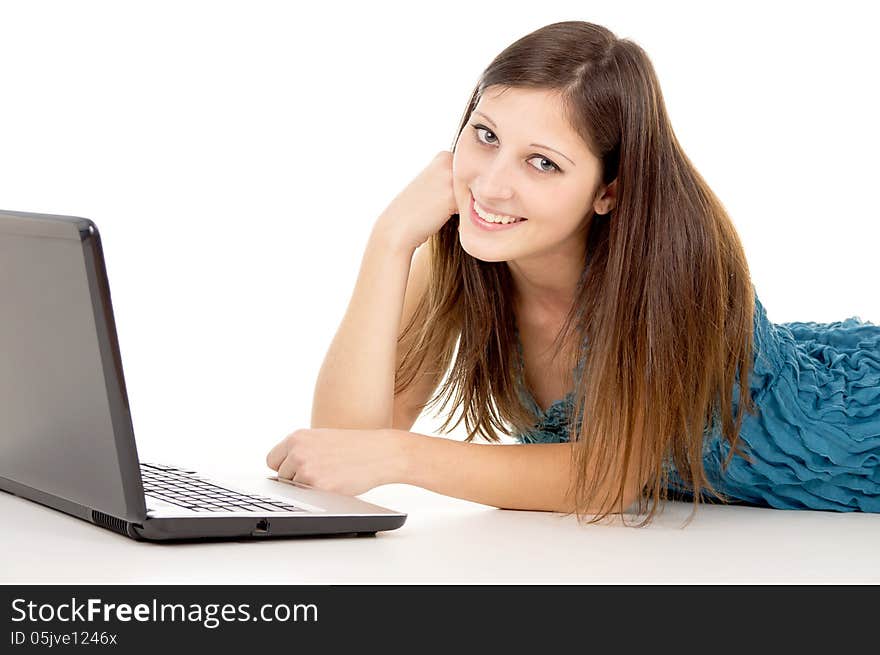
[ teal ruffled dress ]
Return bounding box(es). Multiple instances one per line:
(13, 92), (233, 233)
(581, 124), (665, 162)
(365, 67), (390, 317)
(512, 292), (880, 512)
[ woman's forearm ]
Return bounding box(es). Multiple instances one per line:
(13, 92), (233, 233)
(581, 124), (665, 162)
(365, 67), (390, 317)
(395, 430), (581, 513)
(310, 226), (415, 430)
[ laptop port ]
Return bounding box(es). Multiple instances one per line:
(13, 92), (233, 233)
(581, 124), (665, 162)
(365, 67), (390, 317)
(252, 519), (270, 535)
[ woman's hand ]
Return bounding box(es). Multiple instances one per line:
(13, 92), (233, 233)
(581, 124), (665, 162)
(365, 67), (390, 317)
(265, 428), (407, 497)
(373, 150), (460, 252)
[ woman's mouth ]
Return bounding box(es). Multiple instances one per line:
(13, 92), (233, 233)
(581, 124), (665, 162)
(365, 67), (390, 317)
(469, 194), (528, 232)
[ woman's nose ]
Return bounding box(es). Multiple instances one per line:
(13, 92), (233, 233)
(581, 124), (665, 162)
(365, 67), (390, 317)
(476, 156), (516, 201)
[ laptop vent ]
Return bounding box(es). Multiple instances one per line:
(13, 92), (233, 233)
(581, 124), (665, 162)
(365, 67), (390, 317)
(91, 510), (129, 536)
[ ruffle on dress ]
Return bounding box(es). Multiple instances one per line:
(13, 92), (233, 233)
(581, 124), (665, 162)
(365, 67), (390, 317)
(512, 323), (582, 444)
(513, 291), (880, 513)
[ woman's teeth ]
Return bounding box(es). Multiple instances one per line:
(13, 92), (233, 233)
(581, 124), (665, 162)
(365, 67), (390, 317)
(474, 201), (524, 224)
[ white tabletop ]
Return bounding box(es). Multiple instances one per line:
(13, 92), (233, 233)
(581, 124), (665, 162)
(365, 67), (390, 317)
(3, 464), (879, 585)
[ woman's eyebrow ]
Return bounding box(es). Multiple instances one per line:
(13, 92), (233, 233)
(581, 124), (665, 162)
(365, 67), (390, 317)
(471, 110), (576, 166)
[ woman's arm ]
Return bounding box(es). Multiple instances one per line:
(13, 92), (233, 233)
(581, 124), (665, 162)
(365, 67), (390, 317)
(396, 431), (629, 513)
(310, 224), (416, 430)
(267, 426), (640, 511)
(310, 153), (457, 432)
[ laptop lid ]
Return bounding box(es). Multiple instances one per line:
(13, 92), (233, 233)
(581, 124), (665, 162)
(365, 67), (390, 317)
(0, 209), (147, 523)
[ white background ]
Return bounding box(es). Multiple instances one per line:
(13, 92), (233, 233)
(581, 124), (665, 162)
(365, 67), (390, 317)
(1, 0), (877, 474)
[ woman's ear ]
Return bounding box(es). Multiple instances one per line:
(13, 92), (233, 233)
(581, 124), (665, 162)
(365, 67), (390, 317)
(593, 178), (618, 215)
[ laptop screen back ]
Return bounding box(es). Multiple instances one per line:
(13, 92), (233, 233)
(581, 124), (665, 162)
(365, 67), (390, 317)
(0, 210), (145, 520)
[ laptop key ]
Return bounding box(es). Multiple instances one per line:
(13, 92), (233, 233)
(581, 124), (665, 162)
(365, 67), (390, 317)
(143, 464), (306, 513)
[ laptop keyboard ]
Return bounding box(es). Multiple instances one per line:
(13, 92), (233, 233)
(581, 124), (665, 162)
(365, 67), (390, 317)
(140, 462), (304, 513)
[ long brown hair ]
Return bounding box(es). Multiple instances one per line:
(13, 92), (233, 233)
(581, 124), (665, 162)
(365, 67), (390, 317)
(394, 20), (758, 527)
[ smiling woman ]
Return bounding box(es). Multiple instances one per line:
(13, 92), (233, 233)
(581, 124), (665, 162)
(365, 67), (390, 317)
(289, 19), (880, 528)
(390, 20), (880, 526)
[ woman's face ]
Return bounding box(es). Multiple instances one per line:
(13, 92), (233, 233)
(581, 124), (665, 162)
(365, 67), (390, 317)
(452, 85), (611, 262)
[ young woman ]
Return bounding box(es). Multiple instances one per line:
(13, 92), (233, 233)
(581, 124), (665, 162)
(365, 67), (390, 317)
(266, 21), (880, 527)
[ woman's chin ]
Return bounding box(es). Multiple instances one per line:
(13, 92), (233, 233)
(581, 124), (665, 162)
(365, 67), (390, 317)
(457, 231), (512, 263)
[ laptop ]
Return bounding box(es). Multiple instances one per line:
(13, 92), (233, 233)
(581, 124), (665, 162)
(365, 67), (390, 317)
(0, 209), (407, 541)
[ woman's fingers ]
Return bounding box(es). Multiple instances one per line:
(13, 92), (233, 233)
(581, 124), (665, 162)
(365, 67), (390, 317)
(265, 434), (292, 471)
(277, 455), (298, 481)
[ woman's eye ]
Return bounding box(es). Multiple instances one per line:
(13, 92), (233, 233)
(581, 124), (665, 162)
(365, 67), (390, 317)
(473, 125), (498, 145)
(528, 156), (560, 174)
(471, 124), (560, 174)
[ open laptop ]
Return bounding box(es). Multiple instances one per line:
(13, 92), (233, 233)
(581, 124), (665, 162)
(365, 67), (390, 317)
(0, 209), (407, 541)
